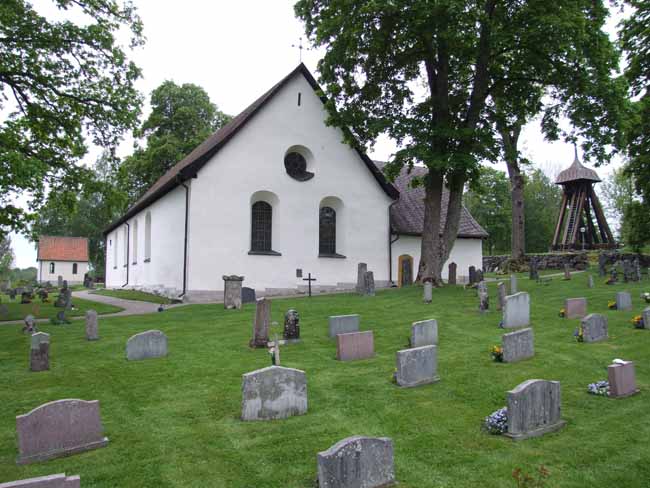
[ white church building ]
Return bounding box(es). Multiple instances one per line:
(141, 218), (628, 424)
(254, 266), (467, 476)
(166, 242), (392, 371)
(104, 64), (487, 301)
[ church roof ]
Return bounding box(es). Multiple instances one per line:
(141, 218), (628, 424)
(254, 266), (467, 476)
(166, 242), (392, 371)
(104, 64), (398, 234)
(374, 162), (489, 239)
(555, 149), (601, 185)
(37, 236), (89, 262)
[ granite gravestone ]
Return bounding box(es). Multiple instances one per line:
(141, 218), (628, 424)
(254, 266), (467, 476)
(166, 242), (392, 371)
(598, 253), (607, 277)
(241, 366), (307, 421)
(502, 328), (534, 363)
(588, 274), (594, 289)
(423, 281), (433, 303)
(336, 331), (374, 361)
(580, 314), (608, 343)
(30, 332), (50, 372)
(241, 287), (256, 304)
(642, 307), (650, 330)
(16, 399), (109, 464)
(363, 271), (375, 296)
(410, 319), (438, 347)
(356, 263), (368, 294)
(564, 298), (587, 319)
(283, 309), (300, 342)
(22, 315), (37, 334)
(223, 275), (244, 310)
(317, 436), (395, 488)
(328, 314), (360, 338)
(448, 262), (457, 285)
(478, 282), (489, 312)
(616, 291), (632, 311)
(85, 310), (98, 341)
(57, 276), (63, 288)
(250, 298), (271, 348)
(634, 259), (642, 282)
(0, 473), (80, 488)
(510, 274), (518, 294)
(504, 379), (565, 441)
(563, 264), (571, 280)
(395, 345), (439, 387)
(126, 330), (168, 360)
(529, 259), (539, 281)
(502, 292), (530, 328)
(608, 361), (639, 398)
(497, 282), (506, 311)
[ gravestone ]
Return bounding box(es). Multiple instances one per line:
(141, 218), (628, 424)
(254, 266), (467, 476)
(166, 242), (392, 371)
(469, 266), (477, 285)
(423, 281), (433, 303)
(85, 310), (98, 341)
(510, 274), (518, 294)
(241, 287), (256, 304)
(55, 310), (67, 324)
(250, 297), (271, 348)
(38, 289), (49, 302)
(241, 365), (307, 421)
(610, 267), (618, 283)
(479, 290), (489, 312)
(395, 345), (439, 387)
(564, 298), (587, 319)
(317, 436), (395, 488)
(283, 309), (300, 341)
(22, 315), (37, 334)
(504, 379), (565, 440)
(222, 275), (244, 310)
(54, 282), (71, 309)
(16, 399), (108, 464)
(529, 259), (539, 281)
(328, 314), (360, 338)
(336, 331), (374, 361)
(616, 291), (632, 311)
(362, 271), (375, 296)
(356, 263), (368, 294)
(21, 291), (32, 304)
(608, 361), (639, 398)
(598, 253), (607, 277)
(642, 307), (650, 330)
(587, 274), (594, 289)
(0, 303), (8, 319)
(581, 313), (608, 343)
(8, 289), (16, 300)
(476, 269), (484, 283)
(410, 319), (438, 347)
(57, 276), (63, 288)
(502, 328), (534, 363)
(0, 473), (80, 488)
(502, 292), (530, 328)
(497, 282), (506, 311)
(563, 264), (571, 280)
(30, 332), (50, 372)
(634, 258), (642, 282)
(448, 262), (457, 285)
(126, 330), (168, 360)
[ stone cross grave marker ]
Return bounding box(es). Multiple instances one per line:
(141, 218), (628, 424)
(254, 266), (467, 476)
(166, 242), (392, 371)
(303, 272), (317, 297)
(410, 319), (438, 347)
(241, 365), (307, 421)
(250, 297), (270, 348)
(580, 313), (608, 343)
(16, 399), (109, 464)
(616, 291), (632, 311)
(395, 345), (439, 387)
(497, 282), (506, 311)
(502, 328), (534, 363)
(448, 262), (457, 285)
(283, 309), (300, 342)
(564, 298), (587, 319)
(317, 436), (395, 488)
(502, 292), (530, 328)
(0, 473), (80, 488)
(608, 360), (639, 398)
(504, 379), (565, 441)
(336, 330), (374, 361)
(328, 314), (360, 338)
(85, 310), (98, 341)
(510, 274), (518, 294)
(30, 332), (50, 372)
(126, 330), (168, 360)
(356, 263), (368, 293)
(223, 275), (244, 310)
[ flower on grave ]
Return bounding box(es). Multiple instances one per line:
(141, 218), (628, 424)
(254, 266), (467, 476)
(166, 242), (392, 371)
(491, 345), (503, 362)
(642, 292), (650, 304)
(498, 320), (504, 329)
(573, 326), (584, 343)
(484, 407), (508, 434)
(559, 308), (566, 318)
(608, 300), (617, 310)
(631, 315), (644, 329)
(587, 380), (610, 396)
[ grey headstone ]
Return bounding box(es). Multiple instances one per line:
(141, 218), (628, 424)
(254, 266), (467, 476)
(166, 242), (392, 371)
(502, 328), (534, 363)
(15, 399), (109, 464)
(241, 287), (256, 304)
(126, 330), (168, 360)
(563, 263), (571, 280)
(410, 319), (438, 347)
(30, 332), (50, 372)
(423, 281), (433, 303)
(283, 309), (300, 341)
(448, 262), (457, 285)
(502, 292), (530, 328)
(317, 436), (395, 488)
(328, 314), (360, 338)
(0, 473), (80, 488)
(642, 307), (650, 330)
(616, 291), (632, 311)
(22, 315), (37, 334)
(497, 282), (506, 311)
(356, 263), (368, 294)
(57, 276), (63, 288)
(529, 259), (539, 281)
(222, 275), (244, 310)
(510, 274), (518, 294)
(363, 271), (375, 296)
(581, 313), (608, 343)
(241, 365), (307, 421)
(504, 379), (565, 441)
(84, 310), (98, 341)
(587, 274), (594, 289)
(395, 345), (439, 387)
(250, 297), (271, 348)
(598, 253), (607, 277)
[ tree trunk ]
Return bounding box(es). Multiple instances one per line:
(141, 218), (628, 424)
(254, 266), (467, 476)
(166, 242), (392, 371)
(418, 170), (445, 286)
(498, 123), (525, 260)
(440, 173), (465, 273)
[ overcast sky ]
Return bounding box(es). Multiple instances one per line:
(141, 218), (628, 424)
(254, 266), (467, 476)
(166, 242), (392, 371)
(10, 0), (626, 268)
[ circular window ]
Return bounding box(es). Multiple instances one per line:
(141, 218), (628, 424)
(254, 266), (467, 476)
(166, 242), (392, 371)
(284, 151), (314, 181)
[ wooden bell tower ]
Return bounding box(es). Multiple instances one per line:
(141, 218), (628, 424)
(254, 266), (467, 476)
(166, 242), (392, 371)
(551, 148), (615, 250)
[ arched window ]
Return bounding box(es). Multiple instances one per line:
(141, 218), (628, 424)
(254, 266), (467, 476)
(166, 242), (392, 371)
(144, 211), (152, 262)
(319, 206), (336, 255)
(49, 262), (55, 274)
(114, 233), (118, 269)
(132, 219), (138, 263)
(251, 201), (272, 252)
(72, 263), (78, 275)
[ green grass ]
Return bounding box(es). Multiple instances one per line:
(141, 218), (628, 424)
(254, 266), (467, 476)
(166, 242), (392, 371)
(0, 293), (123, 322)
(92, 289), (172, 304)
(1, 278), (650, 487)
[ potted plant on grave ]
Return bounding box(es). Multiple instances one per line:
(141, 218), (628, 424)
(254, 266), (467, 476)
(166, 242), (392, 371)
(631, 315), (644, 329)
(573, 325), (584, 342)
(608, 300), (617, 310)
(491, 345), (503, 362)
(484, 407), (508, 435)
(559, 308), (566, 318)
(587, 380), (610, 396)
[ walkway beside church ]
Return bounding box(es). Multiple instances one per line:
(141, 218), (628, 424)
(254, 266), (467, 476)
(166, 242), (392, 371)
(72, 290), (189, 317)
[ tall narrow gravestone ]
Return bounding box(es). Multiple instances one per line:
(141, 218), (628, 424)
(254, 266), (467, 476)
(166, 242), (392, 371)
(497, 282), (506, 311)
(642, 307), (650, 330)
(608, 361), (639, 398)
(469, 266), (477, 285)
(564, 298), (587, 319)
(126, 330), (168, 360)
(598, 253), (607, 277)
(616, 291), (632, 311)
(502, 328), (534, 363)
(16, 399), (109, 464)
(363, 271), (375, 296)
(580, 314), (608, 343)
(0, 473), (80, 488)
(283, 309), (300, 342)
(587, 274), (594, 289)
(448, 262), (457, 285)
(241, 366), (307, 421)
(223, 275), (244, 310)
(395, 345), (439, 387)
(30, 332), (50, 372)
(85, 310), (98, 341)
(423, 281), (433, 303)
(563, 264), (571, 280)
(502, 292), (530, 328)
(410, 319), (438, 347)
(57, 275), (63, 288)
(510, 274), (518, 294)
(504, 379), (565, 441)
(356, 263), (367, 293)
(250, 297), (270, 348)
(336, 331), (374, 361)
(317, 436), (396, 488)
(328, 314), (360, 338)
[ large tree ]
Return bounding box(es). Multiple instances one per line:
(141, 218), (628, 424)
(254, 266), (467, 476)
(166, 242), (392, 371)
(295, 0), (626, 285)
(0, 235), (14, 282)
(523, 169), (562, 253)
(119, 81), (231, 202)
(0, 0), (144, 236)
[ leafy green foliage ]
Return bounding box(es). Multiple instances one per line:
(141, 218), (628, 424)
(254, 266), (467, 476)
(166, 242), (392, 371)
(0, 0), (144, 235)
(0, 235), (14, 281)
(599, 167), (635, 237)
(622, 201), (650, 252)
(523, 170), (562, 253)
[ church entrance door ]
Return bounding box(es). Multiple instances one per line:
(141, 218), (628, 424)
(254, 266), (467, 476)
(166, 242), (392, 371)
(398, 255), (413, 287)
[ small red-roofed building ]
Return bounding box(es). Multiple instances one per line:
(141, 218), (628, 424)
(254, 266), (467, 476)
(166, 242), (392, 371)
(37, 236), (89, 284)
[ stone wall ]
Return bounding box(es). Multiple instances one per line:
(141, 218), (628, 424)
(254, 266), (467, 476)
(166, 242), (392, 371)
(483, 252), (589, 273)
(600, 252), (650, 267)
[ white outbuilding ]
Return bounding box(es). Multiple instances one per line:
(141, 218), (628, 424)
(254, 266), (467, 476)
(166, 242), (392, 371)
(104, 64), (487, 301)
(37, 236), (89, 285)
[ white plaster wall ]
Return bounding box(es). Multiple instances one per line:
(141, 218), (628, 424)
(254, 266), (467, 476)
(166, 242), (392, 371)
(187, 73), (394, 294)
(391, 235), (484, 283)
(105, 186), (186, 292)
(38, 261), (89, 284)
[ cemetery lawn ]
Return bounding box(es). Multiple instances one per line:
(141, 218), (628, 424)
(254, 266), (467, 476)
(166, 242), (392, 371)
(0, 294), (123, 322)
(1, 277), (650, 487)
(92, 289), (172, 304)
